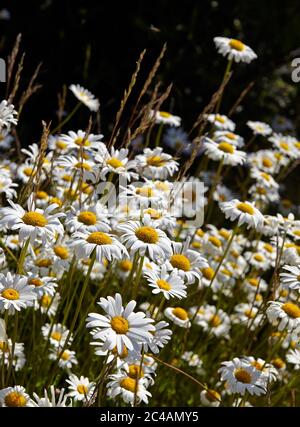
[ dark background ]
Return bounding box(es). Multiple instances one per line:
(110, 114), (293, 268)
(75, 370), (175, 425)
(1, 0), (300, 142)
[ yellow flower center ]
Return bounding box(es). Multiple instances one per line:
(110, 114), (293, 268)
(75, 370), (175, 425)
(159, 111), (172, 118)
(106, 157), (123, 168)
(272, 358), (285, 369)
(36, 191), (48, 199)
(157, 279), (171, 291)
(75, 137), (90, 147)
(248, 278), (259, 287)
(254, 254), (264, 262)
(111, 316), (129, 334)
(56, 140), (67, 150)
(112, 345), (128, 358)
(120, 377), (137, 392)
(119, 259), (133, 272)
(128, 364), (144, 379)
(206, 389), (221, 402)
(229, 39), (245, 51)
(1, 288), (19, 300)
(144, 208), (161, 220)
(61, 351), (70, 360)
(51, 331), (62, 341)
(78, 211), (97, 226)
(256, 183), (266, 193)
(201, 267), (214, 280)
(261, 172), (271, 181)
(219, 229), (230, 240)
(244, 309), (255, 318)
(23, 167), (35, 177)
(280, 141), (289, 151)
(29, 278), (43, 287)
(236, 202), (255, 215)
(54, 245), (69, 259)
(135, 226), (159, 244)
(282, 302), (300, 319)
(209, 314), (222, 327)
(0, 341), (8, 352)
(251, 361), (263, 371)
(86, 232), (112, 245)
(197, 229), (204, 237)
(77, 384), (88, 395)
(234, 368), (252, 383)
(62, 174), (72, 182)
(81, 183), (93, 195)
(136, 187), (153, 197)
(155, 181), (169, 191)
(262, 158), (273, 168)
(215, 115), (225, 123)
(208, 236), (222, 248)
(172, 307), (188, 320)
(74, 162), (91, 171)
(35, 258), (52, 268)
(4, 392), (27, 407)
(22, 211), (48, 227)
(218, 142), (235, 154)
(41, 295), (52, 307)
(170, 254), (191, 271)
(263, 243), (274, 253)
(146, 156), (166, 167)
(225, 132), (236, 140)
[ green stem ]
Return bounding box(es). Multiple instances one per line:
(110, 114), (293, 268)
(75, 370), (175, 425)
(17, 238), (30, 274)
(155, 123), (164, 147)
(51, 102), (82, 134)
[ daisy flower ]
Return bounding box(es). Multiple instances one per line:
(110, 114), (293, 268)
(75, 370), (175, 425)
(49, 348), (78, 370)
(0, 272), (36, 315)
(214, 130), (244, 147)
(94, 147), (137, 182)
(151, 110), (181, 127)
(164, 306), (191, 328)
(218, 357), (267, 396)
(203, 138), (246, 166)
(0, 199), (65, 244)
(247, 120), (272, 136)
(206, 114), (236, 131)
(86, 293), (155, 354)
(69, 84), (100, 112)
(233, 303), (263, 330)
(66, 374), (96, 402)
(135, 147), (179, 180)
(267, 301), (300, 333)
(213, 37), (257, 63)
(219, 199), (264, 231)
(117, 218), (172, 261)
(65, 202), (110, 233)
(27, 273), (57, 298)
(192, 305), (231, 338)
(107, 371), (151, 405)
(70, 230), (127, 262)
(143, 265), (186, 300)
(0, 386), (33, 407)
(42, 323), (73, 348)
(0, 100), (18, 130)
(60, 130), (105, 152)
(165, 240), (208, 284)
